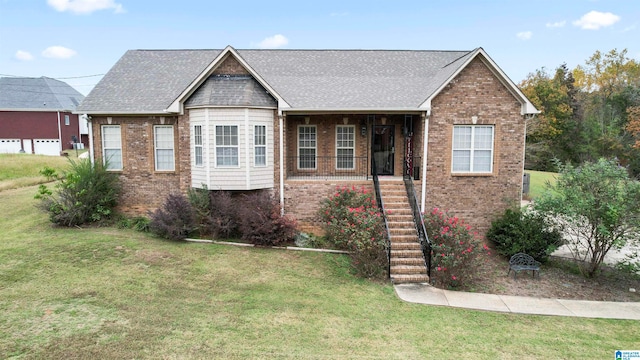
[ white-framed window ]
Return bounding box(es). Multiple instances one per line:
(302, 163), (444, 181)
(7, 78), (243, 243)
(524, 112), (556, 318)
(452, 125), (494, 173)
(194, 125), (203, 167)
(298, 125), (316, 169)
(154, 125), (175, 171)
(215, 125), (238, 167)
(64, 114), (70, 126)
(254, 125), (266, 167)
(336, 125), (355, 169)
(101, 125), (122, 171)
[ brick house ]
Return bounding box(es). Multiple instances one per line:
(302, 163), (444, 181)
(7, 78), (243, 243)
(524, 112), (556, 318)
(77, 46), (537, 282)
(0, 77), (86, 155)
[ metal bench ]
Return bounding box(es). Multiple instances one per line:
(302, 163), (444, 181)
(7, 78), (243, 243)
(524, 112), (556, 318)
(508, 253), (541, 279)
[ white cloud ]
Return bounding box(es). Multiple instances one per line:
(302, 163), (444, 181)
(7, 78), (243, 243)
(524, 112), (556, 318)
(257, 34), (289, 49)
(15, 50), (34, 61)
(42, 46), (77, 59)
(546, 20), (566, 28)
(47, 0), (124, 15)
(516, 31), (533, 40)
(573, 10), (620, 30)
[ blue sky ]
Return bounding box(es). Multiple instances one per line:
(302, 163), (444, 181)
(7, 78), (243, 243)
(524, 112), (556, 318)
(1, 0), (638, 95)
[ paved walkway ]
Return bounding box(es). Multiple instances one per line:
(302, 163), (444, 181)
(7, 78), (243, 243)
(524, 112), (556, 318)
(395, 283), (640, 320)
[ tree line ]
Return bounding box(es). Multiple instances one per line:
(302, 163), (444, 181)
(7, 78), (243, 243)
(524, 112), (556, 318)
(520, 48), (640, 177)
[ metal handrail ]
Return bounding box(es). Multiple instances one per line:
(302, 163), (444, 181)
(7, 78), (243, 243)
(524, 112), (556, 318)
(372, 157), (392, 279)
(403, 161), (432, 279)
(285, 156), (368, 180)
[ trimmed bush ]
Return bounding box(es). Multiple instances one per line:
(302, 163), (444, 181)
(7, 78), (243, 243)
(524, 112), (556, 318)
(319, 186), (388, 279)
(149, 193), (195, 241)
(35, 159), (120, 226)
(486, 208), (563, 263)
(236, 191), (297, 247)
(187, 185), (213, 237)
(208, 190), (239, 239)
(424, 208), (488, 289)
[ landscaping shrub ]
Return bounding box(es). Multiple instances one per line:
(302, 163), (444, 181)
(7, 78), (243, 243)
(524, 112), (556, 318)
(236, 191), (297, 246)
(319, 186), (388, 279)
(208, 190), (239, 239)
(486, 208), (563, 262)
(187, 185), (213, 237)
(117, 216), (151, 232)
(35, 159), (120, 226)
(424, 208), (488, 288)
(149, 193), (195, 241)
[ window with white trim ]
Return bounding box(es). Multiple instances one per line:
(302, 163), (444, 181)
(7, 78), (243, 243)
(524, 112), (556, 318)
(101, 125), (122, 171)
(216, 125), (238, 166)
(194, 125), (203, 166)
(154, 125), (175, 171)
(452, 125), (494, 173)
(336, 125), (355, 169)
(254, 125), (266, 166)
(298, 125), (316, 169)
(64, 115), (70, 126)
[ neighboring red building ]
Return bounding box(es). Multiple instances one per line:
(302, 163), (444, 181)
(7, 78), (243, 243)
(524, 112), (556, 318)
(0, 76), (86, 155)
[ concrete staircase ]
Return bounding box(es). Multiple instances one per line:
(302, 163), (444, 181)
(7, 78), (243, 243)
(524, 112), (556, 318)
(378, 179), (429, 284)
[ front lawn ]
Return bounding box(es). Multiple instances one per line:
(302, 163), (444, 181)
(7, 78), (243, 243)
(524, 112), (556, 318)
(525, 169), (558, 199)
(1, 185), (638, 359)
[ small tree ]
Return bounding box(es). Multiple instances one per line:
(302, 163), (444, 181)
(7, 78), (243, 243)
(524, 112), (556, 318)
(534, 158), (640, 277)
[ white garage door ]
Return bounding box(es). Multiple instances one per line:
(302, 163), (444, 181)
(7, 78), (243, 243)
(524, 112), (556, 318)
(0, 139), (22, 153)
(33, 139), (61, 156)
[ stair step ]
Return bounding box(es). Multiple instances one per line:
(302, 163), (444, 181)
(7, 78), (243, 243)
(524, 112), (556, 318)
(391, 235), (419, 243)
(390, 228), (417, 236)
(391, 249), (424, 257)
(391, 257), (426, 266)
(391, 274), (430, 284)
(390, 242), (422, 250)
(391, 264), (428, 275)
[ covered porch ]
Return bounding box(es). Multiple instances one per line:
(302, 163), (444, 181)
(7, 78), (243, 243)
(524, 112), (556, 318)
(282, 113), (425, 181)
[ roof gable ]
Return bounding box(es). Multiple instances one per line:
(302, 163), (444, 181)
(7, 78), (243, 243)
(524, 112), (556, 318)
(419, 48), (539, 115)
(0, 76), (84, 111)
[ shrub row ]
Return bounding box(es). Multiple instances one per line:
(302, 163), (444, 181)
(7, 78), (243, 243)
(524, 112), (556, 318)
(150, 188), (297, 246)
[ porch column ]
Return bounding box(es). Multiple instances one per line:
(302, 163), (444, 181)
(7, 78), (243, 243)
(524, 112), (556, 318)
(421, 111), (429, 212)
(279, 112), (285, 216)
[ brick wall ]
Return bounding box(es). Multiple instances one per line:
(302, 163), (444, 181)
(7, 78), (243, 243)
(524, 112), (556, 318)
(425, 57), (525, 235)
(284, 180), (374, 234)
(91, 115), (188, 215)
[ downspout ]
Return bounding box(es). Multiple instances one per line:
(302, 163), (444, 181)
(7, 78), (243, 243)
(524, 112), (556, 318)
(245, 108), (251, 189)
(88, 118), (94, 165)
(57, 111), (63, 154)
(279, 111), (285, 216)
(420, 110), (430, 213)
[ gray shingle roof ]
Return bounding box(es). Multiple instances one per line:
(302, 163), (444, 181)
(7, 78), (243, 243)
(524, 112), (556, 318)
(77, 48), (478, 113)
(185, 74), (277, 108)
(0, 76), (84, 111)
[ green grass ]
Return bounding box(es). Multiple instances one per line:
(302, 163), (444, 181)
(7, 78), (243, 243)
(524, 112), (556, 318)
(0, 152), (85, 191)
(525, 170), (558, 199)
(1, 186), (639, 359)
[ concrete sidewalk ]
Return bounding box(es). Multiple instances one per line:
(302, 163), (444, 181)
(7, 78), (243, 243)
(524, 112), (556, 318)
(395, 283), (640, 320)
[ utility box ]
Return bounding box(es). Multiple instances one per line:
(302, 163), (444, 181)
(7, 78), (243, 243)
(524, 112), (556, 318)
(523, 172), (530, 194)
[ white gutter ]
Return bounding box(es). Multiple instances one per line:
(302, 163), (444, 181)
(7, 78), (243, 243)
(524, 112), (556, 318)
(421, 110), (430, 213)
(279, 112), (285, 216)
(88, 120), (94, 165)
(57, 111), (63, 153)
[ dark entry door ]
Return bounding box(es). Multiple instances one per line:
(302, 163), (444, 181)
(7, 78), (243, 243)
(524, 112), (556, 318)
(373, 125), (394, 175)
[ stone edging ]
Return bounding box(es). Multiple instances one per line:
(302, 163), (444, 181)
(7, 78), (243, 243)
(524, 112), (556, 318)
(184, 238), (350, 254)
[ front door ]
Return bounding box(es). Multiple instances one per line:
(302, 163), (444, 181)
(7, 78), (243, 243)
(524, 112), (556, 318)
(373, 125), (394, 175)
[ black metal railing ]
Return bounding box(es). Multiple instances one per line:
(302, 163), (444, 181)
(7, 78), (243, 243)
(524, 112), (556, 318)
(403, 160), (432, 279)
(285, 156), (368, 180)
(372, 156), (392, 279)
(403, 156), (423, 180)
